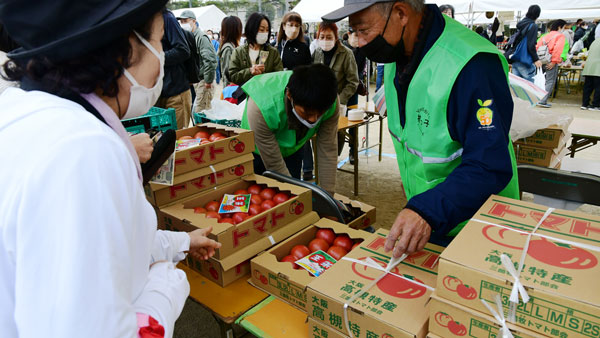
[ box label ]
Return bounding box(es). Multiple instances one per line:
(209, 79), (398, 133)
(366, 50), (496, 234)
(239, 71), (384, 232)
(297, 250), (337, 277)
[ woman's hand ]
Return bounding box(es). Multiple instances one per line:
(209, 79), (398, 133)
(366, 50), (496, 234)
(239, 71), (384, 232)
(250, 64), (265, 75)
(130, 133), (153, 163)
(188, 227), (221, 260)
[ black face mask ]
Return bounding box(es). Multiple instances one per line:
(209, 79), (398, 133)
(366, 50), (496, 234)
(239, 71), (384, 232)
(359, 6), (407, 64)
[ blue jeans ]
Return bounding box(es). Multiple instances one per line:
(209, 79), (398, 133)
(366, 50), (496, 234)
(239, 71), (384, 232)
(215, 58), (221, 84)
(511, 61), (536, 83)
(376, 64), (385, 91)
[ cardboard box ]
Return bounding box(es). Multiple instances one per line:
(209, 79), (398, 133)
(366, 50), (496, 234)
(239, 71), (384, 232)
(334, 193), (376, 230)
(514, 143), (567, 168)
(182, 212), (320, 287)
(157, 174), (313, 260)
(171, 123), (254, 176)
(429, 294), (544, 338)
(436, 195), (600, 338)
(515, 127), (567, 149)
(426, 334), (443, 338)
(145, 154), (254, 208)
(308, 317), (349, 338)
(250, 218), (371, 310)
(306, 230), (444, 338)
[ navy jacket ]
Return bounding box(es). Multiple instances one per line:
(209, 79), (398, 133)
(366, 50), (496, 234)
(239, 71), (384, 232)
(160, 11), (190, 98)
(393, 5), (514, 246)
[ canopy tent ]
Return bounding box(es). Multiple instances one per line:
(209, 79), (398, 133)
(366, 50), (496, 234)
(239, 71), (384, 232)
(291, 0), (344, 22)
(172, 5), (226, 32)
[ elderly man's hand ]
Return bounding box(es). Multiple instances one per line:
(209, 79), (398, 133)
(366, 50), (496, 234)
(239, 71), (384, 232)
(130, 133), (154, 163)
(385, 209), (431, 258)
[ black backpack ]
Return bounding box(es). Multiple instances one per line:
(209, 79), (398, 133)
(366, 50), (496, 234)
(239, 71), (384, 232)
(182, 29), (201, 83)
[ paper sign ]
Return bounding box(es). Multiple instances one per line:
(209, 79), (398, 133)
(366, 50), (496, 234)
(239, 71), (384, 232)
(218, 194), (251, 214)
(296, 250), (337, 277)
(150, 151), (175, 186)
(175, 139), (203, 151)
(259, 51), (269, 65)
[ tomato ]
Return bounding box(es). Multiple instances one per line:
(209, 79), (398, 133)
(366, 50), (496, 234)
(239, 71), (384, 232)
(315, 229), (336, 245)
(218, 217), (234, 224)
(259, 188), (276, 201)
(261, 199), (276, 211)
(200, 139), (211, 145)
(194, 131), (210, 139)
(205, 200), (220, 212)
(193, 207), (206, 214)
(456, 284), (477, 300)
(234, 189), (248, 195)
(209, 132), (226, 142)
(309, 238), (330, 252)
(291, 245), (310, 260)
(272, 192), (290, 205)
(178, 135), (192, 140)
(250, 194), (263, 205)
(247, 184), (262, 195)
(205, 211), (221, 220)
(232, 212), (249, 225)
(248, 204), (262, 216)
(327, 246), (348, 261)
(212, 136), (226, 141)
(333, 235), (353, 252)
(351, 242), (360, 250)
(281, 255), (301, 269)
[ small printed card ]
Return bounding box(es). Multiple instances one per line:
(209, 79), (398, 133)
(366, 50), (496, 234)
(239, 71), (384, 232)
(175, 139), (203, 151)
(218, 194), (251, 214)
(296, 250), (337, 277)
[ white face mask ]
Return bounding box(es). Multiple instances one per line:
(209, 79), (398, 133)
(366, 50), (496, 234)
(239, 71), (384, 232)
(319, 39), (335, 52)
(122, 31), (165, 120)
(180, 23), (192, 32)
(290, 99), (323, 129)
(256, 32), (269, 45)
(285, 26), (299, 40)
(213, 34), (219, 40)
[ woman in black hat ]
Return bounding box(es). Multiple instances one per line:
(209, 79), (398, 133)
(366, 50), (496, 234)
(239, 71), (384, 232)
(0, 1), (220, 337)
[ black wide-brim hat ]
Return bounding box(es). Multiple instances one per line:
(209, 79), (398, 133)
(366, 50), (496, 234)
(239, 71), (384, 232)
(0, 0), (168, 61)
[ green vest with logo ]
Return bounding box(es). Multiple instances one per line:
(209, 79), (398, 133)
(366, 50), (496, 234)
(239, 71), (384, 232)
(241, 71), (337, 157)
(385, 15), (520, 236)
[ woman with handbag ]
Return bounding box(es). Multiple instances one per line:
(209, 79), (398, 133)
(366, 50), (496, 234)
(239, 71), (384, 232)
(510, 5), (543, 83)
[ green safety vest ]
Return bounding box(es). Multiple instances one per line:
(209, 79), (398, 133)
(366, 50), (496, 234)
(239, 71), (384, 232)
(385, 15), (520, 237)
(241, 71), (337, 157)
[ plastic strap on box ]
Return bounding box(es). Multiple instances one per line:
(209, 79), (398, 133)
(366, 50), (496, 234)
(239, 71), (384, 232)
(268, 235), (275, 245)
(209, 165), (217, 189)
(481, 295), (515, 338)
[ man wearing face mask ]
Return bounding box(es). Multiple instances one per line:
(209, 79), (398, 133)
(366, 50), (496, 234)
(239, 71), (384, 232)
(177, 10), (218, 113)
(240, 64), (340, 195)
(323, 0), (519, 257)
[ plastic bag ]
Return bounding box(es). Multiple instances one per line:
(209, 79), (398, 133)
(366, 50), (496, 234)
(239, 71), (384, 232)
(533, 67), (545, 90)
(509, 97), (573, 142)
(373, 85), (386, 116)
(200, 98), (244, 121)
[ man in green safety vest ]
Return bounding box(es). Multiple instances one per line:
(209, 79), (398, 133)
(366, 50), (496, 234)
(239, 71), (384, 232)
(324, 0), (520, 256)
(241, 64), (340, 194)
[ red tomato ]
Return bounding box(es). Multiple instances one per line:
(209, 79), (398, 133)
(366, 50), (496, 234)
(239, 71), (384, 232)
(218, 217), (234, 224)
(280, 255), (300, 269)
(272, 192), (290, 205)
(261, 199), (276, 211)
(232, 212), (249, 225)
(200, 139), (211, 145)
(351, 242), (360, 250)
(327, 246), (348, 260)
(205, 211), (221, 220)
(205, 200), (220, 212)
(315, 229), (336, 245)
(260, 188), (276, 201)
(212, 136), (226, 141)
(290, 245), (310, 260)
(193, 207), (206, 214)
(250, 194), (263, 205)
(178, 135), (192, 140)
(351, 239), (363, 250)
(309, 238), (330, 252)
(209, 132), (226, 142)
(248, 204), (262, 216)
(234, 189), (248, 195)
(194, 131), (210, 139)
(333, 235), (353, 252)
(247, 184), (263, 195)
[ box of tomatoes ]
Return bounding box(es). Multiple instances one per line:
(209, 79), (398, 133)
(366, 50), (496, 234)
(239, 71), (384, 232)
(333, 193), (376, 230)
(436, 195), (600, 338)
(157, 174), (313, 260)
(429, 293), (542, 338)
(250, 218), (370, 311)
(145, 153), (254, 208)
(305, 230), (443, 338)
(170, 123), (254, 176)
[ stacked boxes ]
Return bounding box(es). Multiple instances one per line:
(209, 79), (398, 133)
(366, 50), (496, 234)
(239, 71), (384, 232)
(514, 126), (569, 168)
(430, 195), (600, 338)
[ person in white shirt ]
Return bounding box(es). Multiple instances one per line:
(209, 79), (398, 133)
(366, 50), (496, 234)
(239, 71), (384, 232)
(0, 1), (220, 337)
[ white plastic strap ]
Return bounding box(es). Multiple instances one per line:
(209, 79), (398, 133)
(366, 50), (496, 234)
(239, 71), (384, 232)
(209, 165), (217, 189)
(268, 235), (275, 245)
(481, 295), (514, 338)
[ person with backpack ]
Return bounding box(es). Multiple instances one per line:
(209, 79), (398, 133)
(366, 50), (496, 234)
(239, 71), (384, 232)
(536, 20), (567, 108)
(218, 16), (243, 88)
(509, 5), (543, 83)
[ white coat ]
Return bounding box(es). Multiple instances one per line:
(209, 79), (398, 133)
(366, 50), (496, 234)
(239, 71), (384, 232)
(0, 88), (190, 338)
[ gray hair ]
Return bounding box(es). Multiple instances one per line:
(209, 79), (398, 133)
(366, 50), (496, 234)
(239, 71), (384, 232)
(375, 0), (425, 14)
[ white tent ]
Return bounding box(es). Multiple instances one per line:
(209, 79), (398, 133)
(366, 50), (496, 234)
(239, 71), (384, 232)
(172, 5), (226, 32)
(291, 0), (344, 22)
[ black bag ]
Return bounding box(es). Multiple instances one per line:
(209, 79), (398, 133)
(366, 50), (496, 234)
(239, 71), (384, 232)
(182, 29), (201, 83)
(503, 23), (532, 64)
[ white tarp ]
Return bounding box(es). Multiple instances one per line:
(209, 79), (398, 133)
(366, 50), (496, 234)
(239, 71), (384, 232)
(432, 0), (600, 14)
(291, 0), (344, 22)
(172, 5), (226, 32)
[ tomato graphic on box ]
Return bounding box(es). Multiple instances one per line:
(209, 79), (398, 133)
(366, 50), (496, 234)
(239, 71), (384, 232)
(228, 138), (245, 153)
(351, 257), (427, 299)
(435, 312), (466, 336)
(448, 321), (467, 336)
(228, 165), (245, 176)
(434, 311), (453, 327)
(253, 270), (268, 285)
(482, 225), (598, 269)
(288, 201), (304, 215)
(442, 275), (478, 300)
